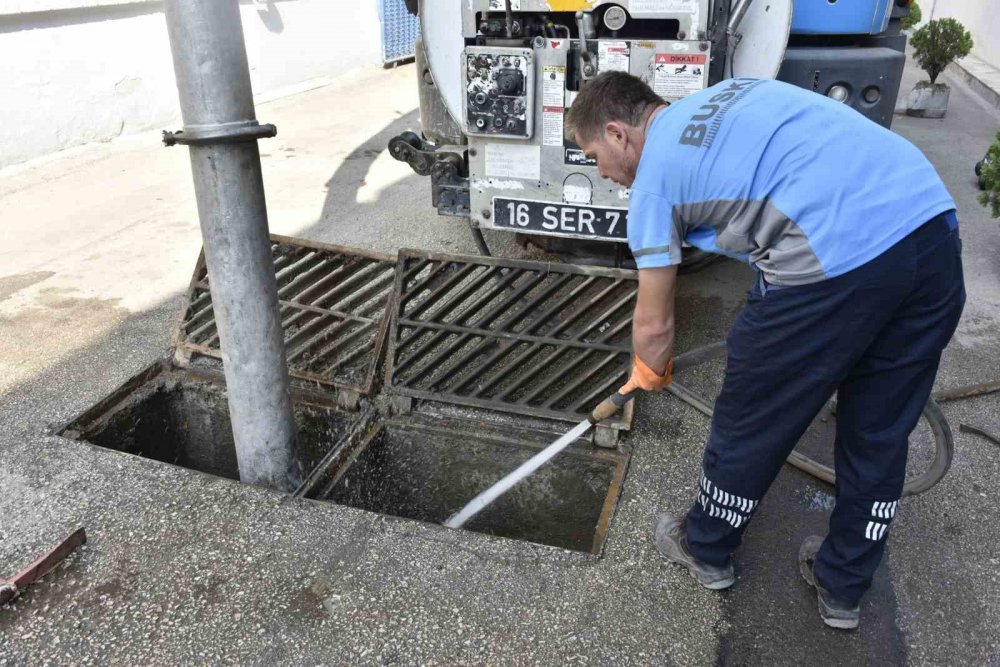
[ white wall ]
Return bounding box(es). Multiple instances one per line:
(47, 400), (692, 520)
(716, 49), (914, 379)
(925, 0), (1000, 71)
(0, 1), (383, 168)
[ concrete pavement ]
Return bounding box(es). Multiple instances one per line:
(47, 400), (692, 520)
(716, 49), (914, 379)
(1, 58), (999, 665)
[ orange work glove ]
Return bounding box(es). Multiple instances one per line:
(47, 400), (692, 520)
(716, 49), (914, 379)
(620, 355), (673, 394)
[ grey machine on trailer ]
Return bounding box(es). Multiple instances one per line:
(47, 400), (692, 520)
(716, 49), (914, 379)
(389, 0), (792, 267)
(391, 0), (911, 267)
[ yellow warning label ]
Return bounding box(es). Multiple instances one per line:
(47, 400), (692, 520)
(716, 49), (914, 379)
(544, 0), (597, 10)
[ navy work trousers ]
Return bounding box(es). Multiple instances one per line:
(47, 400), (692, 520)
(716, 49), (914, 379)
(685, 212), (965, 604)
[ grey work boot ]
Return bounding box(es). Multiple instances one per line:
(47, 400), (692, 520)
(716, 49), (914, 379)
(799, 535), (861, 631)
(653, 514), (735, 590)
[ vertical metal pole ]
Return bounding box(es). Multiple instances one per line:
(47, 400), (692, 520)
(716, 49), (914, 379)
(163, 0), (299, 490)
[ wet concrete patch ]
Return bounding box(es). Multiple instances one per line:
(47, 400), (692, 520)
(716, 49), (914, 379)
(0, 290), (130, 393)
(715, 467), (909, 665)
(0, 270), (55, 301)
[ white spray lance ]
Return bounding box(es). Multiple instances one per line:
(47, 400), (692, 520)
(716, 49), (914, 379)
(444, 389), (638, 530)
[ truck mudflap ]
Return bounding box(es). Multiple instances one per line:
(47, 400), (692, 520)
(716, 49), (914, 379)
(777, 45), (905, 128)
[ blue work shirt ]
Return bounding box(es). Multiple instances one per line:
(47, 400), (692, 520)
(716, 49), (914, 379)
(628, 78), (956, 285)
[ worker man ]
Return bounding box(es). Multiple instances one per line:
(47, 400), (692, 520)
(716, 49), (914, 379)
(565, 72), (965, 630)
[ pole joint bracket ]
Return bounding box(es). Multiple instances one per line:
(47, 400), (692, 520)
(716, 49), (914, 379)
(162, 120), (277, 147)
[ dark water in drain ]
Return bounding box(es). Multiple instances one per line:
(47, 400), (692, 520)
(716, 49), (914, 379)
(77, 378), (353, 481)
(319, 425), (616, 553)
(69, 373), (619, 554)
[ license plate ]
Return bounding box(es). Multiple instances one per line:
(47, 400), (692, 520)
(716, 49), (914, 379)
(493, 198), (628, 241)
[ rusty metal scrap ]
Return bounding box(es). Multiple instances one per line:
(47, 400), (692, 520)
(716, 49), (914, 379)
(0, 527), (87, 605)
(933, 380), (1000, 404)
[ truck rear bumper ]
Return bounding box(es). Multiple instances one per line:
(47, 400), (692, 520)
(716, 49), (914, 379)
(777, 45), (905, 128)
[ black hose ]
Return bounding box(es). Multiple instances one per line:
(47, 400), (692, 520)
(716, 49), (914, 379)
(667, 342), (954, 497)
(469, 223), (492, 256)
(505, 0), (514, 38)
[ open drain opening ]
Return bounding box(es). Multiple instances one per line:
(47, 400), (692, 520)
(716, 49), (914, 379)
(304, 418), (626, 554)
(61, 365), (358, 482)
(60, 364), (630, 554)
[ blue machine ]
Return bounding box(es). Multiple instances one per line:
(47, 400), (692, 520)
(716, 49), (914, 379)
(777, 0), (911, 128)
(379, 0), (421, 65)
(791, 0), (894, 35)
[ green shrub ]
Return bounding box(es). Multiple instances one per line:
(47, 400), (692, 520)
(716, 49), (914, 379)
(901, 1), (921, 31)
(910, 18), (973, 84)
(978, 133), (1000, 219)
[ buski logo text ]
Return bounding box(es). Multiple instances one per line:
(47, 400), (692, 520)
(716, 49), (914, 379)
(680, 79), (762, 149)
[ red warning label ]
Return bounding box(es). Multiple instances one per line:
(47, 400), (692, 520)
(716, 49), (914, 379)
(653, 53), (707, 99)
(654, 54), (707, 65)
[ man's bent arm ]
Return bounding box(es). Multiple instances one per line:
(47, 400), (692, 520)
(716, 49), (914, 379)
(632, 266), (677, 375)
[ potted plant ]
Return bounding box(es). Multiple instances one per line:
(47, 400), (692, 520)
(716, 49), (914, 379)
(977, 133), (999, 218)
(901, 1), (921, 31)
(906, 18), (973, 118)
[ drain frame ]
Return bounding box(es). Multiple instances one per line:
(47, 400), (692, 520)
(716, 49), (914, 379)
(59, 239), (639, 556)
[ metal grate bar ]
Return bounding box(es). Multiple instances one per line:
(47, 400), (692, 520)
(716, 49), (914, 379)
(403, 263), (483, 320)
(420, 272), (568, 390)
(280, 291), (390, 359)
(177, 236), (395, 394)
(392, 265), (503, 372)
(522, 349), (599, 405)
(264, 266), (392, 355)
(245, 262), (390, 351)
(400, 256), (437, 287)
(541, 351), (622, 409)
(450, 274), (592, 396)
(387, 250), (637, 424)
(186, 308), (219, 343)
(494, 345), (575, 403)
(462, 277), (631, 399)
(287, 258), (377, 310)
(315, 267), (395, 315)
(407, 269), (545, 388)
(302, 322), (377, 363)
(307, 261), (388, 310)
(279, 257), (358, 304)
(302, 319), (378, 369)
(277, 255), (344, 298)
(275, 251), (330, 289)
(183, 290), (214, 329)
(492, 280), (633, 401)
(285, 315), (366, 365)
(320, 327), (382, 376)
(397, 319), (627, 356)
(271, 244), (312, 273)
(272, 252), (326, 295)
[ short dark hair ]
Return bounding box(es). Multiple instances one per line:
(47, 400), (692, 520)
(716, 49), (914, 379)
(564, 71), (666, 144)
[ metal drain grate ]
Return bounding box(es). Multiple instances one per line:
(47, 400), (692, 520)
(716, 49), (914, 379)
(387, 250), (638, 424)
(177, 235), (395, 395)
